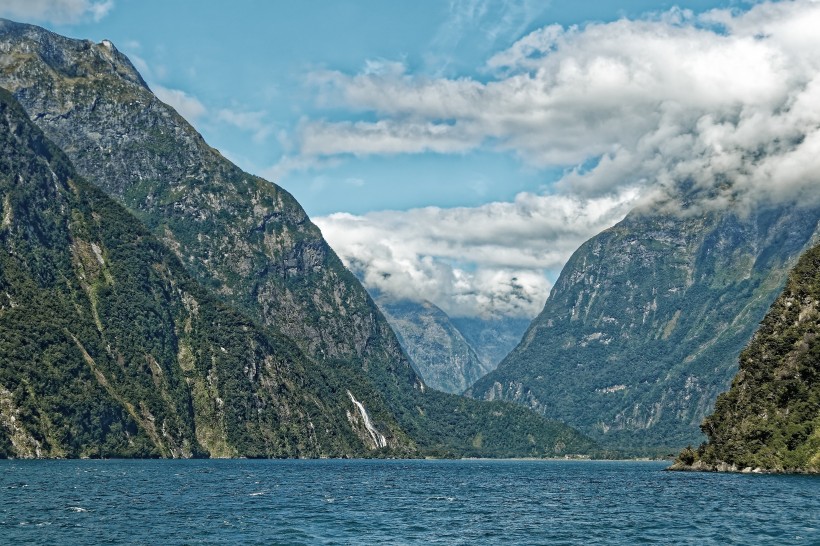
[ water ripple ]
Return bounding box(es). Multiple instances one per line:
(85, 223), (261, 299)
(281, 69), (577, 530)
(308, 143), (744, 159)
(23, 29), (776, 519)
(0, 459), (817, 544)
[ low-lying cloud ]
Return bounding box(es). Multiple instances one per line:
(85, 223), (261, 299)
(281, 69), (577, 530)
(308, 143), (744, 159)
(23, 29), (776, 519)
(315, 190), (638, 319)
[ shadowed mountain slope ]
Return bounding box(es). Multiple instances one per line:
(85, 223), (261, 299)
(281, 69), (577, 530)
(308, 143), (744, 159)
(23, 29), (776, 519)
(470, 200), (820, 453)
(672, 241), (820, 473)
(378, 298), (491, 394)
(0, 20), (595, 458)
(0, 87), (416, 458)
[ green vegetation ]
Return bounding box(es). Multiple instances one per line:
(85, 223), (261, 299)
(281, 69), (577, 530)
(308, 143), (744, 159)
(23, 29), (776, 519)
(673, 242), (820, 473)
(0, 87), (417, 458)
(0, 22), (597, 459)
(402, 390), (596, 458)
(471, 204), (820, 455)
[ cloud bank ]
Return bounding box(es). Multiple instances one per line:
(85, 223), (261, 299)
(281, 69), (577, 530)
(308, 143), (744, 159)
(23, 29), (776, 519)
(305, 1), (820, 208)
(315, 190), (637, 319)
(0, 0), (112, 24)
(311, 1), (820, 318)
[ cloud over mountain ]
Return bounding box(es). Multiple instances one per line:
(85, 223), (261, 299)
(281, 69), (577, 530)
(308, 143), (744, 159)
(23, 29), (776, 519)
(315, 190), (637, 319)
(153, 85), (206, 122)
(305, 2), (820, 204)
(312, 1), (820, 317)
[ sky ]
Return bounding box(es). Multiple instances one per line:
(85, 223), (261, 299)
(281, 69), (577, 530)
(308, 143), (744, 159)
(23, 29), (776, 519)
(3, 0), (820, 320)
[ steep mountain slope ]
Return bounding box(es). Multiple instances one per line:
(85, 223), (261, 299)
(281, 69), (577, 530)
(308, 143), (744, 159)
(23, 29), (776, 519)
(451, 316), (531, 372)
(470, 202), (820, 452)
(673, 242), (820, 473)
(0, 20), (596, 458)
(0, 19), (410, 385)
(0, 87), (413, 458)
(378, 298), (490, 394)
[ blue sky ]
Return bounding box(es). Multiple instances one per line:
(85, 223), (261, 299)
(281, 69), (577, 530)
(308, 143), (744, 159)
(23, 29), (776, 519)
(4, 0), (819, 319)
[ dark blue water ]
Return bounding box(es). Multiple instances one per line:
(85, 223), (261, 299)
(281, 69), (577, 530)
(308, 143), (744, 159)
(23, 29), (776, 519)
(1, 459), (817, 545)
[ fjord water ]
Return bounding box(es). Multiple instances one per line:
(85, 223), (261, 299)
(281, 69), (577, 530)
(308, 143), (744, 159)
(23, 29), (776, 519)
(1, 460), (817, 544)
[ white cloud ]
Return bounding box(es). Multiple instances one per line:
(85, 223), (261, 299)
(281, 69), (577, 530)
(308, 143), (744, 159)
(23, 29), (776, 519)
(216, 108), (272, 142)
(261, 154), (342, 183)
(428, 0), (548, 74)
(153, 84), (206, 123)
(315, 189), (638, 319)
(306, 1), (820, 319)
(0, 0), (113, 24)
(299, 119), (481, 157)
(302, 1), (820, 210)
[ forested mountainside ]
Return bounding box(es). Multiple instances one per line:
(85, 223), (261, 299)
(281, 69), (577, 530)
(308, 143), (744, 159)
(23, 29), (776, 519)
(470, 200), (820, 453)
(0, 87), (415, 458)
(0, 18), (413, 388)
(672, 242), (820, 473)
(0, 19), (595, 458)
(378, 298), (490, 394)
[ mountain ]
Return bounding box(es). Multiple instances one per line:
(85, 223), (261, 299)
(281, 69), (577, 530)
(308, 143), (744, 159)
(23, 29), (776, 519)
(0, 87), (414, 458)
(377, 298), (491, 394)
(672, 242), (820, 473)
(450, 316), (531, 372)
(0, 19), (406, 383)
(0, 19), (596, 458)
(469, 199), (820, 453)
(375, 296), (530, 394)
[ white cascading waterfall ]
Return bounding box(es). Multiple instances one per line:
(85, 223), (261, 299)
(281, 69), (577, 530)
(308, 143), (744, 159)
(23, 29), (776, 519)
(346, 390), (387, 449)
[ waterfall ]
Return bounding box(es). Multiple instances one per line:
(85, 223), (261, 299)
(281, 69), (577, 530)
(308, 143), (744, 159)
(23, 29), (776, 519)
(347, 390), (387, 449)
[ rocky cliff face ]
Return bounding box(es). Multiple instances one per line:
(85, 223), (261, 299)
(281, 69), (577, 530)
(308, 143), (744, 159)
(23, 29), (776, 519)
(0, 19), (411, 385)
(0, 20), (596, 458)
(672, 241), (820, 473)
(0, 88), (413, 458)
(470, 201), (820, 452)
(450, 316), (530, 372)
(378, 298), (491, 394)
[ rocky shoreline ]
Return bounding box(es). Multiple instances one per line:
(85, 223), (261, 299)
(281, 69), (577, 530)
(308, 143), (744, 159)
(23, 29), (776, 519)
(667, 460), (820, 475)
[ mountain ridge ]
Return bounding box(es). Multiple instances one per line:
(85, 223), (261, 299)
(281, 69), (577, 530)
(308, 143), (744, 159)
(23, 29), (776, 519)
(0, 19), (596, 459)
(377, 297), (491, 394)
(671, 240), (820, 473)
(469, 198), (820, 453)
(0, 86), (414, 458)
